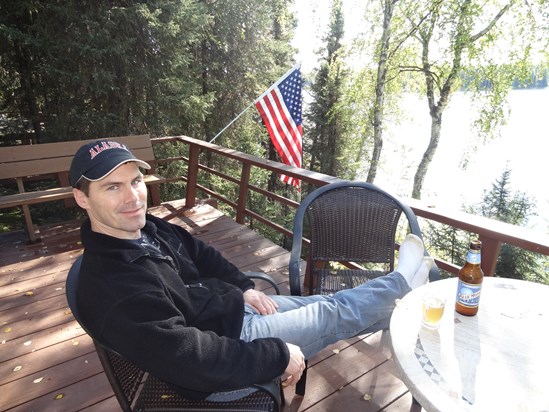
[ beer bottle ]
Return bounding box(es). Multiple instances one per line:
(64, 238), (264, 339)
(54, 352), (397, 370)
(455, 239), (484, 316)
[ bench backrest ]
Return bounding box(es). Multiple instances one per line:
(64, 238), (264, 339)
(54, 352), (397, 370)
(0, 135), (154, 180)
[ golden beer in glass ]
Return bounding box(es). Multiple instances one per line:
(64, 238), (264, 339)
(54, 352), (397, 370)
(421, 295), (446, 329)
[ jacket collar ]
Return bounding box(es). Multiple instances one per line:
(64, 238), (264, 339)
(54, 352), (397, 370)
(80, 216), (159, 263)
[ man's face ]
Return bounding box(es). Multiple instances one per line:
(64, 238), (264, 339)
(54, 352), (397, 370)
(73, 162), (148, 239)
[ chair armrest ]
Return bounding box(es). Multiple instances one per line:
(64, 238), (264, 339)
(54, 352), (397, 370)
(253, 378), (283, 410)
(421, 249), (440, 282)
(244, 271), (281, 295)
(289, 217), (305, 297)
(428, 262), (441, 282)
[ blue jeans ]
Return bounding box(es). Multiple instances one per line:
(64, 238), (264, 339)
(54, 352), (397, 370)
(240, 272), (410, 358)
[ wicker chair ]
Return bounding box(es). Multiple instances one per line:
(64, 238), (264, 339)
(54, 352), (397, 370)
(289, 181), (440, 394)
(66, 255), (282, 412)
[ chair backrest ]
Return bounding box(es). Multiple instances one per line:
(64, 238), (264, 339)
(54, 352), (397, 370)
(289, 181), (439, 295)
(66, 255), (139, 411)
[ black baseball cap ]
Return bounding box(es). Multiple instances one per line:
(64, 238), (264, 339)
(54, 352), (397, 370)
(69, 140), (151, 187)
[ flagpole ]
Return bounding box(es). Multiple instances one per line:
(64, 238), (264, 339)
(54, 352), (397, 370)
(208, 101), (255, 143)
(208, 62), (301, 144)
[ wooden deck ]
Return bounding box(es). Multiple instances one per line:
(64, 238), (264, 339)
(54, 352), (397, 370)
(0, 200), (420, 412)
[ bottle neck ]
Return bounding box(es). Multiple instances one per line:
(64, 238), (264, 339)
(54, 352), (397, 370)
(466, 249), (481, 265)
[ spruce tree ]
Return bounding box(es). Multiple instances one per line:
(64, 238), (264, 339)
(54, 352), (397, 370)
(305, 0), (349, 179)
(426, 168), (545, 283)
(470, 168), (544, 283)
(0, 0), (211, 142)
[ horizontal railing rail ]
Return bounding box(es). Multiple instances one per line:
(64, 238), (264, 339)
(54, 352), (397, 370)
(151, 136), (549, 278)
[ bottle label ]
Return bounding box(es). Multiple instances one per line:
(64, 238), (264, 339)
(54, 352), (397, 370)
(466, 250), (481, 264)
(456, 279), (482, 307)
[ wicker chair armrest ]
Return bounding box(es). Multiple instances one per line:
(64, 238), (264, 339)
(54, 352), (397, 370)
(244, 271), (280, 295)
(253, 379), (283, 410)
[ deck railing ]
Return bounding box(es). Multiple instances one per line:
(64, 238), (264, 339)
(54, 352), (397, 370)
(151, 135), (549, 278)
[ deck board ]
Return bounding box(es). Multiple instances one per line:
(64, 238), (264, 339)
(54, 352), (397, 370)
(0, 200), (418, 411)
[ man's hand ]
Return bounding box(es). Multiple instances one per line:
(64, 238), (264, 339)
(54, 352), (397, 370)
(243, 289), (278, 315)
(284, 343), (305, 386)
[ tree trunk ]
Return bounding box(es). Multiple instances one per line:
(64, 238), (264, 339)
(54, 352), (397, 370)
(367, 0), (396, 183)
(14, 42), (42, 143)
(412, 107), (442, 198)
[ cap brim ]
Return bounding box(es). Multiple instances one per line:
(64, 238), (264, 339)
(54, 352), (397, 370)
(84, 159), (151, 182)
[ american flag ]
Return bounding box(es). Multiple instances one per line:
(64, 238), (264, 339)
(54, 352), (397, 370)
(255, 65), (303, 188)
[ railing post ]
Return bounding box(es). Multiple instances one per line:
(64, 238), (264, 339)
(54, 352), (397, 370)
(478, 235), (501, 276)
(236, 162), (251, 224)
(185, 143), (200, 208)
(147, 166), (162, 206)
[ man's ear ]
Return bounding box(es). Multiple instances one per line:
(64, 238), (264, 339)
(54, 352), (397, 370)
(73, 188), (90, 210)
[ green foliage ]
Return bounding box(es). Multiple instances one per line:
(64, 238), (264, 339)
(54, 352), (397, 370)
(153, 140), (189, 202)
(0, 0), (298, 233)
(473, 168), (536, 226)
(305, 0), (355, 179)
(425, 222), (470, 276)
(1, 0), (212, 142)
(194, 0), (296, 146)
(0, 208), (23, 232)
(464, 0), (540, 141)
(425, 167), (546, 283)
(348, 0), (545, 198)
(468, 167), (546, 283)
(0, 5), (294, 153)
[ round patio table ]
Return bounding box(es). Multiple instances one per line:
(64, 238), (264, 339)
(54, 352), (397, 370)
(390, 277), (549, 412)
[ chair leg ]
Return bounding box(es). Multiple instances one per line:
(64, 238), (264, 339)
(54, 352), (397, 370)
(295, 361), (308, 396)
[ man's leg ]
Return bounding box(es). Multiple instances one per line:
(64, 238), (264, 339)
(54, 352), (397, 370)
(241, 272), (410, 359)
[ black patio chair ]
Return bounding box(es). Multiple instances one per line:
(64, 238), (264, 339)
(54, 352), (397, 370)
(66, 255), (283, 412)
(289, 181), (439, 395)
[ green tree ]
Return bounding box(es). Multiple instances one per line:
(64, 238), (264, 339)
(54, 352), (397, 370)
(306, 0), (350, 178)
(470, 168), (544, 283)
(0, 0), (211, 143)
(194, 0), (295, 146)
(188, 0), (298, 246)
(0, 0), (301, 238)
(366, 0), (399, 183)
(425, 168), (545, 283)
(363, 0), (437, 183)
(425, 222), (467, 278)
(400, 0), (539, 199)
(0, 0), (48, 143)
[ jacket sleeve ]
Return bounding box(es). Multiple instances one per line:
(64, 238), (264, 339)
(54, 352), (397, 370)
(98, 268), (289, 397)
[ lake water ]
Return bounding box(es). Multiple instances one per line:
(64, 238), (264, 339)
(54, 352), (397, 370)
(364, 88), (548, 235)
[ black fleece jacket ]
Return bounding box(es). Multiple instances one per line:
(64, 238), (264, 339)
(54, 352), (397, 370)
(76, 214), (289, 399)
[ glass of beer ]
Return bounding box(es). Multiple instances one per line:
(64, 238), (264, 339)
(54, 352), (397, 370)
(421, 294), (446, 329)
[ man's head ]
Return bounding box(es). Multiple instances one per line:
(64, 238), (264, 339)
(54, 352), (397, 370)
(71, 140), (151, 239)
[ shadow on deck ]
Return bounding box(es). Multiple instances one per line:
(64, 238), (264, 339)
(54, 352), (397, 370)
(0, 200), (420, 412)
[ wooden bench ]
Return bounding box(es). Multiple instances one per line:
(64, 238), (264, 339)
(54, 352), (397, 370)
(0, 135), (167, 242)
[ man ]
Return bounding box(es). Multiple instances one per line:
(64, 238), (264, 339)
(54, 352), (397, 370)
(70, 139), (433, 400)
